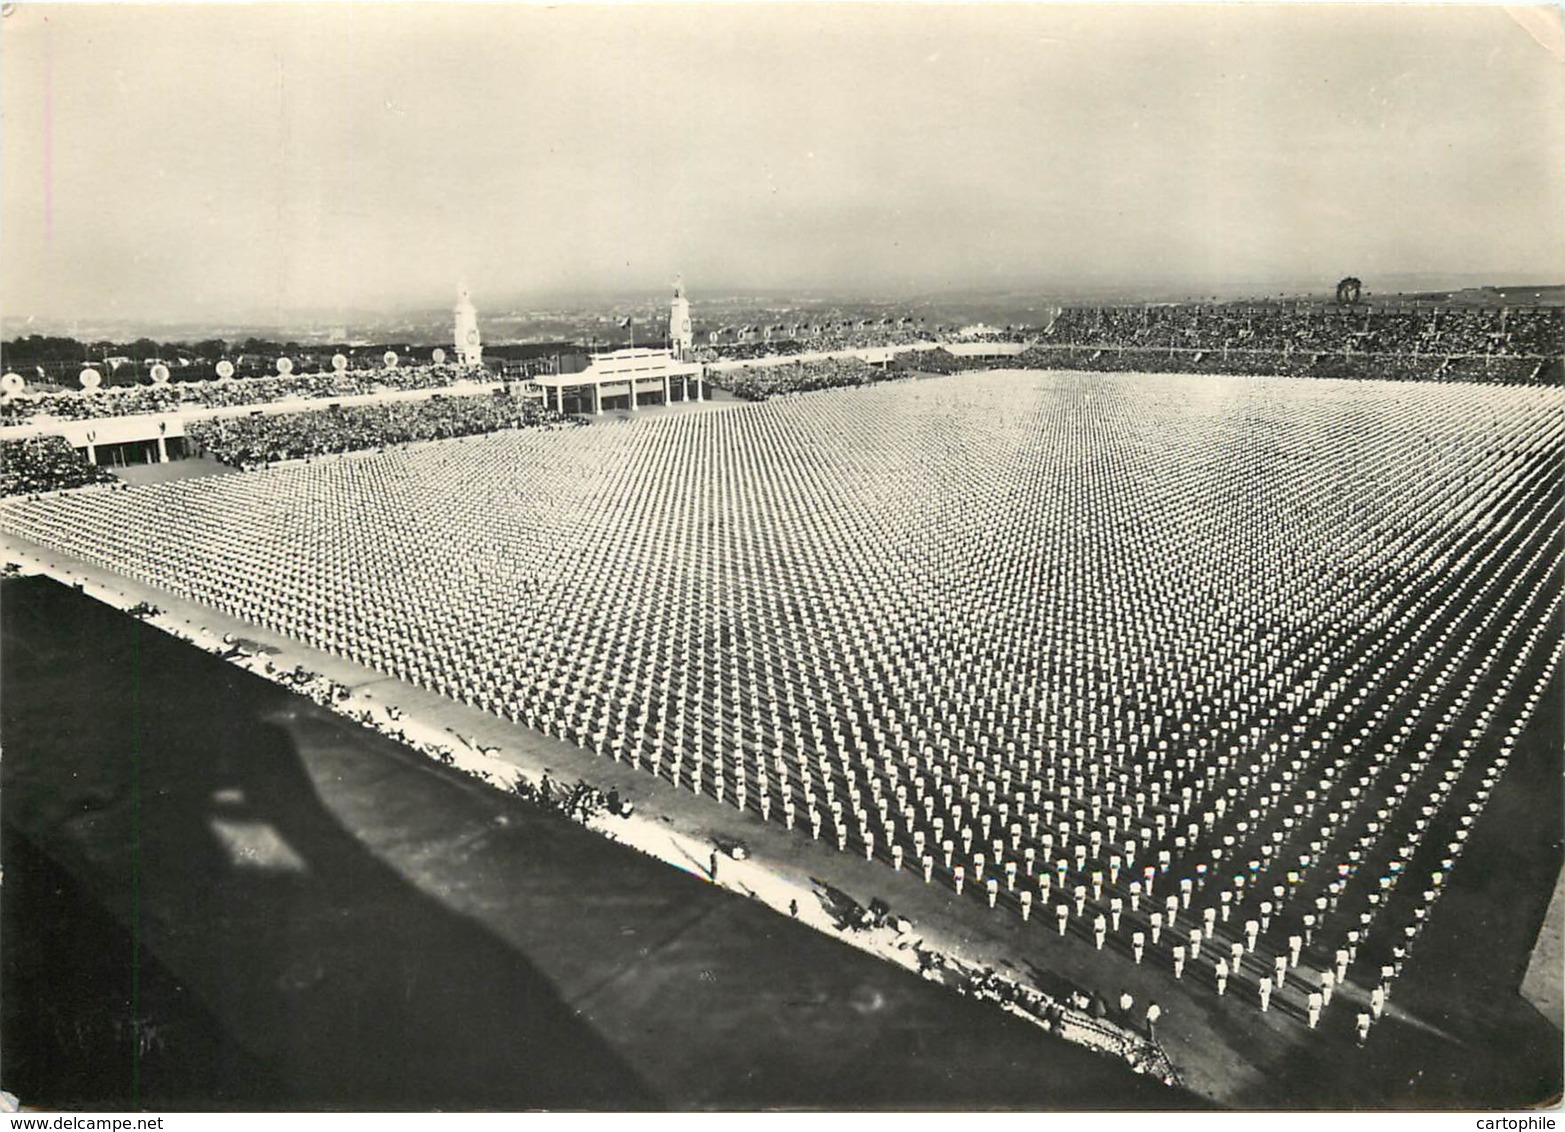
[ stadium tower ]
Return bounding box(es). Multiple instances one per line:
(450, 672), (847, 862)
(455, 283), (483, 367)
(669, 277), (694, 360)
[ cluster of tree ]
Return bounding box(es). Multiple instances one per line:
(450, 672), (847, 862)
(0, 335), (486, 371)
(0, 334), (269, 366)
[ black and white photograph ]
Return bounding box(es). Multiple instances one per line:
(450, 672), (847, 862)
(1, 0), (1562, 1116)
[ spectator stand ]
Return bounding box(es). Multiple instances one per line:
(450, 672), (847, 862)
(1027, 302), (1564, 387)
(0, 435), (118, 497)
(0, 367), (512, 470)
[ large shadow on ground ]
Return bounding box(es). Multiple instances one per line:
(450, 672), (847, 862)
(2, 576), (660, 1110)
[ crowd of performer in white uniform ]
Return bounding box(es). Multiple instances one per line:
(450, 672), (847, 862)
(1021, 304), (1563, 385)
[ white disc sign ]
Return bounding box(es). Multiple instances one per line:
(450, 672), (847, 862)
(383, 350), (399, 368)
(431, 348), (447, 365)
(150, 363), (171, 384)
(0, 372), (25, 396)
(79, 368), (102, 391)
(215, 359), (236, 379)
(332, 353), (349, 372)
(276, 357), (294, 376)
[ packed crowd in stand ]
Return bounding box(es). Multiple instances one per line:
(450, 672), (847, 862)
(695, 322), (938, 362)
(1029, 304), (1564, 386)
(186, 394), (575, 468)
(0, 436), (118, 497)
(890, 347), (1000, 376)
(1011, 344), (1559, 385)
(3, 372), (1560, 1056)
(697, 340), (814, 362)
(0, 364), (495, 424)
(711, 356), (890, 401)
(700, 302), (1563, 397)
(1044, 303), (1563, 357)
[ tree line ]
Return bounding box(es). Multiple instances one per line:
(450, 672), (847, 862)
(2, 335), (299, 367)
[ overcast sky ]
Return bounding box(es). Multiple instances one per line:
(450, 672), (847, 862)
(3, 3), (1563, 324)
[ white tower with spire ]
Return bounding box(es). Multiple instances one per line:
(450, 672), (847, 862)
(454, 283), (483, 367)
(669, 276), (693, 360)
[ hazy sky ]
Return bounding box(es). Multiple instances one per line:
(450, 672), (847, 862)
(3, 3), (1563, 323)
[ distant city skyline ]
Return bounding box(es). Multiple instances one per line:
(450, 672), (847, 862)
(4, 3), (1563, 327)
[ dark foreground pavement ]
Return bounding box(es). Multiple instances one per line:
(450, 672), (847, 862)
(1, 576), (1188, 1111)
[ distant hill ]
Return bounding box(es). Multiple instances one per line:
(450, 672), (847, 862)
(1396, 284), (1565, 307)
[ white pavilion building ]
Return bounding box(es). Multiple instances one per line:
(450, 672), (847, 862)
(534, 282), (704, 414)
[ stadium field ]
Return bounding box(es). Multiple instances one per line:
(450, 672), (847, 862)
(2, 369), (1561, 1107)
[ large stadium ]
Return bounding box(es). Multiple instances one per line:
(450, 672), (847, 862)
(4, 1), (1564, 1117)
(4, 286), (1563, 1110)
